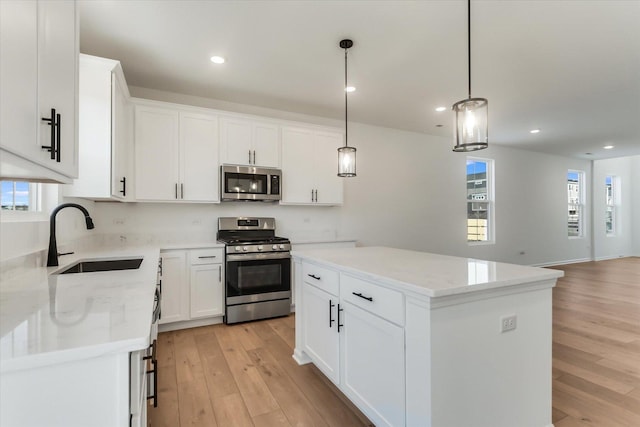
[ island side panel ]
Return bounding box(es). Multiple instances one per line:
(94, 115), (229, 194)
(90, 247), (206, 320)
(429, 285), (553, 427)
(293, 258), (312, 364)
(405, 297), (433, 427)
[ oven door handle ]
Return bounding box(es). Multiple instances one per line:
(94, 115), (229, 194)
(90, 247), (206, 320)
(227, 252), (290, 261)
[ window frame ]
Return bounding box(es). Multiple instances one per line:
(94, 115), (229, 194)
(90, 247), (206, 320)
(466, 156), (495, 245)
(605, 175), (619, 236)
(0, 181), (55, 223)
(567, 170), (585, 239)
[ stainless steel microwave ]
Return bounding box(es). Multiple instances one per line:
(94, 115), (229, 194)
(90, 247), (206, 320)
(221, 165), (281, 202)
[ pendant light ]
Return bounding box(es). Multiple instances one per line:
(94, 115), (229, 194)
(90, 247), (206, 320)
(338, 39), (356, 177)
(452, 0), (488, 152)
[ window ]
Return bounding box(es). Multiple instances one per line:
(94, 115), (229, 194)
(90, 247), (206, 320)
(605, 175), (618, 235)
(467, 158), (493, 243)
(567, 170), (584, 237)
(1, 181), (38, 211)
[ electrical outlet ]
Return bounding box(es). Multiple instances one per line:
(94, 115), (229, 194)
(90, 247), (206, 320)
(500, 314), (517, 333)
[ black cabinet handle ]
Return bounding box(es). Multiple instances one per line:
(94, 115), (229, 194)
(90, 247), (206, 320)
(198, 255), (217, 259)
(329, 299), (335, 327)
(145, 340), (158, 407)
(181, 183), (184, 199)
(41, 108), (59, 161)
(352, 292), (373, 302)
(55, 113), (61, 162)
(337, 303), (344, 332)
(307, 274), (320, 280)
(119, 177), (126, 196)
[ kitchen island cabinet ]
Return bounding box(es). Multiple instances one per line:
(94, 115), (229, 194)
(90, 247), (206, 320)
(293, 246), (563, 427)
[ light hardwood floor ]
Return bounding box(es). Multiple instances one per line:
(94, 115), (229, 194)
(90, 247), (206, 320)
(149, 314), (373, 427)
(550, 257), (640, 427)
(149, 257), (640, 427)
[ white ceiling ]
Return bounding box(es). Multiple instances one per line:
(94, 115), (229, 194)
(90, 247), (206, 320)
(79, 0), (640, 160)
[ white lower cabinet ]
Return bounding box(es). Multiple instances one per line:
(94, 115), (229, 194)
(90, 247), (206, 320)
(189, 249), (224, 319)
(299, 262), (405, 427)
(159, 250), (188, 324)
(341, 301), (405, 427)
(160, 248), (224, 325)
(0, 351), (142, 427)
(302, 280), (340, 384)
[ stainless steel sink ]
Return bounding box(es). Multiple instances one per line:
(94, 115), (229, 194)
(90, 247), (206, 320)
(56, 257), (143, 274)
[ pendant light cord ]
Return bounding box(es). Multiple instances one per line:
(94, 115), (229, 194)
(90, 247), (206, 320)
(344, 47), (349, 148)
(468, 0), (472, 99)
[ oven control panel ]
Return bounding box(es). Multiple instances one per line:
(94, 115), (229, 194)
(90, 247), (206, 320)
(227, 243), (291, 254)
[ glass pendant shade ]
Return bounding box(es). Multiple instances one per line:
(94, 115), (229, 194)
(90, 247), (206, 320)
(452, 97), (488, 152)
(337, 146), (356, 177)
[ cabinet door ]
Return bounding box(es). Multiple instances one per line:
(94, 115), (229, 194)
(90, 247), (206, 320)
(340, 302), (405, 427)
(220, 118), (253, 165)
(159, 251), (188, 324)
(302, 282), (340, 384)
(111, 71), (132, 200)
(0, 0), (38, 161)
(190, 263), (224, 319)
(252, 123), (280, 167)
(135, 105), (180, 201)
(314, 131), (344, 205)
(179, 112), (219, 202)
(281, 127), (315, 204)
(0, 0), (78, 179)
(38, 0), (78, 177)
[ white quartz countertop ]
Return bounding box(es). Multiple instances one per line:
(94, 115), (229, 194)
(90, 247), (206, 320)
(0, 247), (160, 373)
(292, 246), (563, 298)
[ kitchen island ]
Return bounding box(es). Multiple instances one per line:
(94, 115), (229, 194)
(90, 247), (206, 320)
(292, 246), (563, 427)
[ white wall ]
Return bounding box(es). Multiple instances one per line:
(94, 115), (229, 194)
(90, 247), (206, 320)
(2, 88), (599, 266)
(633, 156), (640, 256)
(592, 156), (635, 260)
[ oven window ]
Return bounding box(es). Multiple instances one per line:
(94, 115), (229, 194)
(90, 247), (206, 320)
(225, 173), (267, 195)
(226, 258), (290, 297)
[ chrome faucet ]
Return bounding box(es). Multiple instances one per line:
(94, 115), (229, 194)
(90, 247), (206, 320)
(47, 203), (95, 267)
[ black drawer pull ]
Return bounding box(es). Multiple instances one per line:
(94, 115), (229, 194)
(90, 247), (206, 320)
(352, 292), (373, 302)
(308, 274), (320, 280)
(337, 303), (344, 332)
(198, 255), (217, 259)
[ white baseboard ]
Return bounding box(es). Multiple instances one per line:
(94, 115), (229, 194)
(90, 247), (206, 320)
(532, 257), (592, 267)
(293, 348), (312, 365)
(594, 254), (628, 261)
(158, 316), (223, 332)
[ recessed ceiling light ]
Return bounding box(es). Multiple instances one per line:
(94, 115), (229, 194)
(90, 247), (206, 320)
(345, 86), (356, 92)
(210, 56), (225, 64)
(435, 106), (447, 112)
(529, 129), (540, 134)
(603, 145), (614, 149)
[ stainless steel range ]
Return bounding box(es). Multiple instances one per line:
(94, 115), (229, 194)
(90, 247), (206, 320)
(217, 217), (291, 324)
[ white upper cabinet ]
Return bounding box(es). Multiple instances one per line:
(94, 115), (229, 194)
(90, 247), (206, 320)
(179, 112), (220, 202)
(220, 117), (279, 167)
(281, 126), (344, 205)
(0, 0), (78, 181)
(65, 54), (133, 200)
(134, 101), (219, 202)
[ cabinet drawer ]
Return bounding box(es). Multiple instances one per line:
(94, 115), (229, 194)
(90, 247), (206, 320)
(340, 274), (404, 326)
(303, 262), (339, 296)
(190, 248), (224, 265)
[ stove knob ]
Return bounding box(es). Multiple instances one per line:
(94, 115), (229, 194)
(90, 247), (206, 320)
(257, 245), (263, 251)
(235, 247), (241, 252)
(272, 245), (278, 250)
(279, 244), (285, 249)
(243, 247), (248, 252)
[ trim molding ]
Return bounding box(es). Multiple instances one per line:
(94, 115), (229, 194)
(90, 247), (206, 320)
(532, 257), (592, 267)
